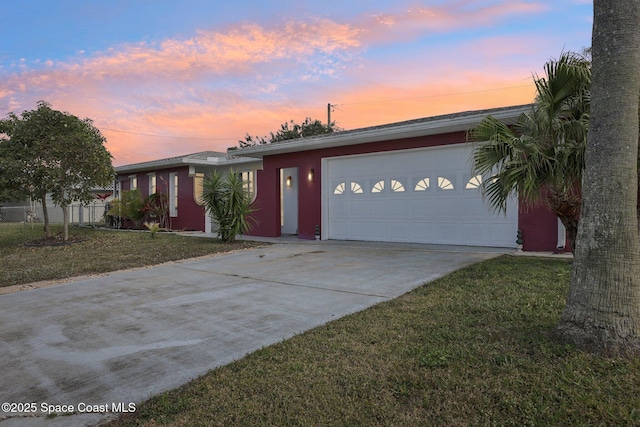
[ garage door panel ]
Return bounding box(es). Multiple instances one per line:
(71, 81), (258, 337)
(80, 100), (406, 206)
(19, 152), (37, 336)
(366, 221), (389, 241)
(325, 144), (518, 248)
(411, 223), (434, 241)
(346, 222), (367, 240)
(364, 199), (386, 217)
(408, 199), (431, 217)
(329, 199), (348, 217)
(348, 199), (367, 216)
(387, 222), (412, 241)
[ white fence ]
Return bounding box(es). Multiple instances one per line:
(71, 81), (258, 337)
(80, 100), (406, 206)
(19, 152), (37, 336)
(0, 202), (110, 226)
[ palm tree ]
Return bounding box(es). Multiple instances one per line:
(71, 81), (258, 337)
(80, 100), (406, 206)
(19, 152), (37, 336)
(470, 51), (591, 252)
(201, 169), (256, 243)
(557, 0), (640, 355)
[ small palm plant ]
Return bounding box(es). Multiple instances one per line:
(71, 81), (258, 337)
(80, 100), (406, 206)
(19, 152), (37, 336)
(470, 51), (590, 252)
(201, 169), (257, 243)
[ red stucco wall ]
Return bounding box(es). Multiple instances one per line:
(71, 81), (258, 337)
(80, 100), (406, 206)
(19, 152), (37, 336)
(117, 166), (205, 231)
(251, 153), (322, 239)
(248, 131), (564, 251)
(518, 202), (571, 252)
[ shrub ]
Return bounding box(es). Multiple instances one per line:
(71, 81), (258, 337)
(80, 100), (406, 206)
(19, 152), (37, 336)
(108, 189), (146, 228)
(201, 170), (257, 243)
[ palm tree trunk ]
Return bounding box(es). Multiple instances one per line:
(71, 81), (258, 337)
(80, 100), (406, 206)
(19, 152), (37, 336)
(547, 186), (581, 253)
(557, 214), (578, 254)
(555, 0), (640, 355)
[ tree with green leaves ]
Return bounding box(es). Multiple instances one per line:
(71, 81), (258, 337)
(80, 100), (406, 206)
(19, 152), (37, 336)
(0, 149), (27, 203)
(555, 0), (640, 355)
(0, 101), (115, 240)
(201, 169), (256, 243)
(237, 117), (341, 148)
(470, 51), (590, 251)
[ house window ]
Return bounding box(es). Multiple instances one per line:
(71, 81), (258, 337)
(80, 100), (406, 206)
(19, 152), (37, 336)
(169, 172), (178, 217)
(129, 175), (137, 190)
(148, 173), (156, 195)
(193, 173), (204, 206)
(333, 182), (346, 195)
(239, 171), (255, 199)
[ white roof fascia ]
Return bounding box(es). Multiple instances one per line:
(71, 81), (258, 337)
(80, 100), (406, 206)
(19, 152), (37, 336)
(233, 105), (531, 159)
(115, 155), (258, 174)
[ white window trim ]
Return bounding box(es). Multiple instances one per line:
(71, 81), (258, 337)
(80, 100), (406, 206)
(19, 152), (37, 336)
(169, 172), (178, 217)
(148, 173), (156, 195)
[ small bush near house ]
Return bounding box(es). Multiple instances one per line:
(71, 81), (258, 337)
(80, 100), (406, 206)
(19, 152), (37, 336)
(107, 189), (173, 230)
(107, 189), (146, 229)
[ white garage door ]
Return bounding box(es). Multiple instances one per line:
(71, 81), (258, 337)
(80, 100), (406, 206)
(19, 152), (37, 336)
(322, 143), (518, 248)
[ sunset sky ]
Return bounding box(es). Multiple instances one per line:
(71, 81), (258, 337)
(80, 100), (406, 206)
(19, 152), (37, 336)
(0, 1), (592, 166)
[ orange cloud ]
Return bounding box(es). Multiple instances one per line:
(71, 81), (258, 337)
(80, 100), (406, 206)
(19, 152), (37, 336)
(0, 2), (564, 166)
(328, 75), (536, 131)
(75, 19), (361, 84)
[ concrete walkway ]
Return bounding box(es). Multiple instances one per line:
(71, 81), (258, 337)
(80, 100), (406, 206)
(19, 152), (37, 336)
(0, 240), (508, 426)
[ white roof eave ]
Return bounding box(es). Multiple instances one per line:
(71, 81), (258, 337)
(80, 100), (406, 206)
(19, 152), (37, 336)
(232, 105), (530, 159)
(115, 156), (259, 174)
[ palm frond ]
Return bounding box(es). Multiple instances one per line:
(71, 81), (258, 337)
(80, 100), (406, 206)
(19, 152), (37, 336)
(470, 51), (590, 216)
(201, 169), (257, 242)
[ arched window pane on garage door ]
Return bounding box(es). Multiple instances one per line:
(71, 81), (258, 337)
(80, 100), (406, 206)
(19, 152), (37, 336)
(391, 179), (405, 192)
(465, 175), (483, 189)
(351, 182), (364, 194)
(333, 182), (346, 195)
(371, 180), (385, 193)
(438, 177), (454, 190)
(414, 178), (430, 191)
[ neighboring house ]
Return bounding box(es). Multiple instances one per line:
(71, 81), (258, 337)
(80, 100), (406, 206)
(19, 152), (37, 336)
(231, 104), (567, 252)
(114, 151), (261, 232)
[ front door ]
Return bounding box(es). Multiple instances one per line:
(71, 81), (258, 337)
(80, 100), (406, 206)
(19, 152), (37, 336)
(281, 167), (298, 235)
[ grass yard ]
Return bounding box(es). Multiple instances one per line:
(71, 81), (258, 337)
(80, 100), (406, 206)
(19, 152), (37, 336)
(0, 222), (264, 287)
(107, 255), (640, 427)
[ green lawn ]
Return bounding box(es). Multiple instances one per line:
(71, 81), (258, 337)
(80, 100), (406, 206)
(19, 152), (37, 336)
(107, 255), (640, 427)
(0, 222), (264, 287)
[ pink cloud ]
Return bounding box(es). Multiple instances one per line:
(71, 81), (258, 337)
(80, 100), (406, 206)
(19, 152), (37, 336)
(0, 3), (556, 166)
(78, 19), (361, 83)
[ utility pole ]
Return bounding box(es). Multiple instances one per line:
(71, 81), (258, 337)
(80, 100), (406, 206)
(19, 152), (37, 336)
(327, 103), (334, 129)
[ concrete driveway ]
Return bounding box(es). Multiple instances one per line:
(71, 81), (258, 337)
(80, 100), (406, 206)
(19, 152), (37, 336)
(0, 240), (509, 426)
